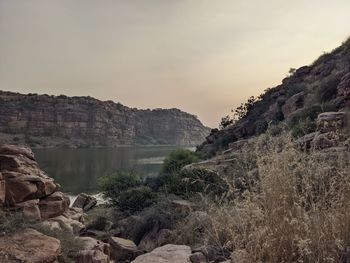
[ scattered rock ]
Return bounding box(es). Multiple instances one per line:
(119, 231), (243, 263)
(75, 249), (109, 263)
(109, 236), (142, 262)
(317, 112), (346, 133)
(132, 244), (192, 263)
(72, 193), (97, 212)
(0, 228), (61, 263)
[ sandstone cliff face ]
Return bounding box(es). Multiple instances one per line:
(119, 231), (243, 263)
(0, 91), (210, 148)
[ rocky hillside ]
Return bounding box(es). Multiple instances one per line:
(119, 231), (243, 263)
(198, 37), (350, 157)
(0, 91), (210, 148)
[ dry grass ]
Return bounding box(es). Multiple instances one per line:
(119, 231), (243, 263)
(191, 132), (350, 263)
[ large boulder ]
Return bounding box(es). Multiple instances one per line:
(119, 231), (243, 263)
(0, 228), (61, 263)
(72, 193), (97, 212)
(132, 244), (192, 263)
(75, 237), (110, 263)
(38, 191), (70, 220)
(317, 112), (346, 133)
(0, 144), (60, 206)
(108, 236), (142, 262)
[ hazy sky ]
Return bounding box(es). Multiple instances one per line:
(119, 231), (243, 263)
(0, 0), (349, 127)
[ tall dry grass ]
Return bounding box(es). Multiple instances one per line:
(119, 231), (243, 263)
(200, 133), (350, 263)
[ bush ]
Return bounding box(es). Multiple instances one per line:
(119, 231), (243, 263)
(161, 149), (200, 175)
(286, 84), (306, 97)
(316, 77), (340, 103)
(99, 172), (142, 205)
(118, 186), (155, 213)
(163, 168), (229, 199)
(193, 133), (350, 263)
(291, 117), (317, 138)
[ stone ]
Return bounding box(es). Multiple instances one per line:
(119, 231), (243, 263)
(312, 132), (340, 149)
(76, 237), (110, 263)
(109, 236), (142, 262)
(0, 144), (60, 207)
(296, 132), (317, 149)
(0, 228), (61, 263)
(132, 244), (192, 263)
(75, 249), (109, 263)
(48, 215), (85, 234)
(317, 112), (346, 133)
(38, 191), (70, 220)
(190, 252), (208, 263)
(171, 199), (194, 216)
(72, 193), (97, 212)
(16, 199), (41, 220)
(282, 92), (305, 117)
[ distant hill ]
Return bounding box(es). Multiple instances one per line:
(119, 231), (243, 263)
(198, 37), (350, 157)
(0, 91), (210, 148)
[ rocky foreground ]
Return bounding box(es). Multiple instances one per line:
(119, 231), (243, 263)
(0, 144), (226, 263)
(0, 90), (210, 148)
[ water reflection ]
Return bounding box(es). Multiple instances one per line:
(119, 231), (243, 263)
(33, 146), (182, 195)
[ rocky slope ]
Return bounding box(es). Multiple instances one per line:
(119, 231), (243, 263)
(0, 91), (210, 148)
(198, 37), (350, 157)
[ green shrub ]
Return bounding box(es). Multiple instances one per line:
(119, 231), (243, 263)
(99, 172), (142, 205)
(316, 77), (341, 103)
(291, 117), (317, 138)
(118, 186), (155, 213)
(163, 168), (229, 199)
(286, 84), (306, 97)
(255, 120), (268, 134)
(161, 149), (200, 175)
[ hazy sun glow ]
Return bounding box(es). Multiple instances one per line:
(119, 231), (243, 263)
(0, 0), (349, 127)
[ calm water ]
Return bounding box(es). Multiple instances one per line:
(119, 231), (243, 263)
(34, 146), (185, 195)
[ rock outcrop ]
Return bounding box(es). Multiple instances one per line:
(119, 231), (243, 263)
(0, 228), (61, 263)
(0, 144), (70, 220)
(132, 244), (192, 263)
(198, 38), (350, 158)
(0, 91), (210, 148)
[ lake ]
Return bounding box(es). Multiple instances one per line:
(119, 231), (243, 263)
(34, 146), (187, 195)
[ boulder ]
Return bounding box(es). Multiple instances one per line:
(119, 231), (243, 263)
(48, 215), (85, 234)
(132, 244), (192, 263)
(0, 144), (60, 208)
(72, 193), (97, 212)
(15, 199), (41, 220)
(0, 228), (61, 263)
(109, 236), (142, 262)
(38, 191), (70, 220)
(0, 175), (5, 206)
(312, 132), (340, 149)
(75, 237), (110, 263)
(282, 91), (305, 117)
(317, 112), (346, 133)
(75, 249), (109, 263)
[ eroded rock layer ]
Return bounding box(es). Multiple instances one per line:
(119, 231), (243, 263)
(0, 91), (210, 148)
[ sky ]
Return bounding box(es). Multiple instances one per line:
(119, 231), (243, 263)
(0, 1), (349, 127)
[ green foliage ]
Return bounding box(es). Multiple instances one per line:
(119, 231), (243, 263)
(0, 211), (32, 234)
(286, 84), (305, 97)
(163, 168), (229, 198)
(118, 186), (155, 213)
(291, 117), (317, 138)
(99, 172), (142, 205)
(316, 77), (341, 103)
(232, 96), (258, 121)
(219, 115), (234, 129)
(161, 149), (200, 175)
(255, 120), (268, 134)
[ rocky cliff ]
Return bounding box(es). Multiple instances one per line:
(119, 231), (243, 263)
(0, 91), (210, 148)
(198, 37), (350, 157)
